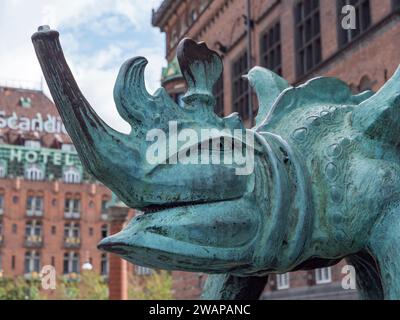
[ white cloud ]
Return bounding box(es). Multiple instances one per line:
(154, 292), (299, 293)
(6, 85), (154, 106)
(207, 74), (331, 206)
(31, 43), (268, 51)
(0, 0), (165, 133)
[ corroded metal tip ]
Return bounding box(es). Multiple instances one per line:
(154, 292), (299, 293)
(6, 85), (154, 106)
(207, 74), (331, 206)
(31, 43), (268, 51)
(38, 25), (51, 32)
(32, 26), (59, 41)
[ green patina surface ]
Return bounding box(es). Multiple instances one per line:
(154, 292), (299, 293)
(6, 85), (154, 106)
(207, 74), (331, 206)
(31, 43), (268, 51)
(33, 26), (400, 300)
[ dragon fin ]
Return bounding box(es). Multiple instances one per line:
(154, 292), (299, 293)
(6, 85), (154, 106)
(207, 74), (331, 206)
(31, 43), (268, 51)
(245, 66), (290, 126)
(352, 66), (400, 146)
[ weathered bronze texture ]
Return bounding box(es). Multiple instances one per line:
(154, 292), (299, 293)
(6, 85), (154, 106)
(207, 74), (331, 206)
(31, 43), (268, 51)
(33, 26), (400, 300)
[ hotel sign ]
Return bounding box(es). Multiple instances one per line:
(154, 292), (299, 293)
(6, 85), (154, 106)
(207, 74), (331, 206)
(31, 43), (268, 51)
(0, 110), (67, 134)
(0, 145), (81, 167)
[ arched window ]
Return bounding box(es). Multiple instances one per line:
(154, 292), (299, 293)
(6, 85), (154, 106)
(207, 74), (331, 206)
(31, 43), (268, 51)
(24, 251), (41, 274)
(25, 164), (44, 181)
(63, 167), (81, 184)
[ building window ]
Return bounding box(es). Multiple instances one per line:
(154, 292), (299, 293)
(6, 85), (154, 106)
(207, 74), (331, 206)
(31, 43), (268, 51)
(136, 266), (153, 276)
(188, 8), (198, 25)
(19, 97), (32, 108)
(315, 267), (332, 284)
(11, 255), (16, 270)
(0, 222), (3, 243)
(295, 0), (322, 77)
(0, 194), (4, 215)
(26, 196), (43, 217)
(89, 227), (94, 237)
(63, 252), (80, 274)
(12, 224), (17, 234)
(338, 0), (371, 47)
(213, 76), (224, 116)
(232, 52), (250, 120)
(25, 220), (42, 237)
(25, 164), (44, 181)
(51, 225), (56, 235)
(61, 144), (76, 153)
(24, 251), (41, 274)
(261, 21), (282, 75)
(101, 199), (109, 214)
(101, 253), (108, 276)
(64, 197), (81, 219)
(24, 140), (41, 149)
(64, 222), (80, 239)
(101, 225), (108, 239)
(171, 28), (178, 46)
(276, 273), (290, 290)
(63, 167), (81, 184)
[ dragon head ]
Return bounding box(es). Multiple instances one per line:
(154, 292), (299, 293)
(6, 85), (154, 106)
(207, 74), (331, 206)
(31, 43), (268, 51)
(33, 27), (288, 275)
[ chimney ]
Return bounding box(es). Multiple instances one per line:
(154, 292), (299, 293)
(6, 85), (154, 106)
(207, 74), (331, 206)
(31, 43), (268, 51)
(107, 200), (129, 300)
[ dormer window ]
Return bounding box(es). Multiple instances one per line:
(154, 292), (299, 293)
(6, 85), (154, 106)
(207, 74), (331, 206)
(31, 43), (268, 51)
(20, 97), (32, 108)
(25, 140), (41, 149)
(63, 167), (81, 184)
(25, 164), (44, 181)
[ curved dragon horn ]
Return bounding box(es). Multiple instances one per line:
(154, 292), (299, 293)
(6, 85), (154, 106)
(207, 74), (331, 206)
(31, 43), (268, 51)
(32, 26), (129, 178)
(113, 57), (153, 126)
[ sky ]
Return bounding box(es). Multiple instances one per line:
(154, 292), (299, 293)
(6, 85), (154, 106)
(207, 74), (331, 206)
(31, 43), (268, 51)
(0, 0), (165, 133)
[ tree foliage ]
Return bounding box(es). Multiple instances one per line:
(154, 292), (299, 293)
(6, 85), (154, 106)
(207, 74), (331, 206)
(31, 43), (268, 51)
(0, 277), (45, 300)
(128, 270), (173, 300)
(54, 271), (108, 300)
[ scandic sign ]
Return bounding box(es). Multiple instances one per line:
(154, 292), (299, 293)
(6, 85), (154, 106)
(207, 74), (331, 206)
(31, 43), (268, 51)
(0, 110), (67, 134)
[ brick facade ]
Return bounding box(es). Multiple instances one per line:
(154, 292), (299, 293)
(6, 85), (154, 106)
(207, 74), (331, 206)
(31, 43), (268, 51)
(0, 87), (138, 294)
(152, 0), (400, 299)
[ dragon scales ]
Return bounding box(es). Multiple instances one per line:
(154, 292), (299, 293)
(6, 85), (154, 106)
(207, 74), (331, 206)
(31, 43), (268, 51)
(32, 26), (400, 300)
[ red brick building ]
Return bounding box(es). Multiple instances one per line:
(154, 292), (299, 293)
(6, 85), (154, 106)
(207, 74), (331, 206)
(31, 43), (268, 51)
(0, 86), (115, 281)
(0, 86), (147, 293)
(152, 0), (400, 299)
